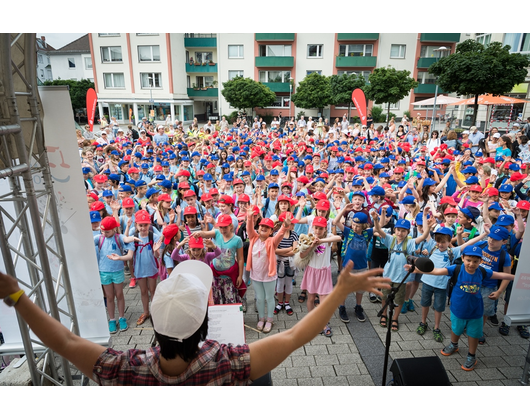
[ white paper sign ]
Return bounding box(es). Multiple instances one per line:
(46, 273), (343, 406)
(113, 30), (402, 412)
(206, 304), (245, 346)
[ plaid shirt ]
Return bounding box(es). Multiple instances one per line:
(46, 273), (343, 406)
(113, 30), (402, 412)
(92, 340), (251, 385)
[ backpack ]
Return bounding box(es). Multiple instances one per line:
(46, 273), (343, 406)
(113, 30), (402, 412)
(262, 197), (271, 218)
(387, 236), (409, 263)
(98, 233), (123, 254)
(447, 264), (487, 305)
(429, 245), (455, 265)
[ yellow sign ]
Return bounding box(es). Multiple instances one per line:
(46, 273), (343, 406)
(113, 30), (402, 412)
(511, 83), (528, 94)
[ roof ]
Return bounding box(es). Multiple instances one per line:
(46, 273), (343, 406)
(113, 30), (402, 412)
(49, 34), (90, 54)
(36, 37), (56, 53)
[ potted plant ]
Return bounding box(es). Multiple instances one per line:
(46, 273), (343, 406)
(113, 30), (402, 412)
(194, 61), (200, 66)
(208, 60), (215, 66)
(202, 62), (207, 66)
(212, 80), (218, 88)
(192, 83), (199, 91)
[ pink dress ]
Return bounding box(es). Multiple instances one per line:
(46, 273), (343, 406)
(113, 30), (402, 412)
(300, 241), (333, 295)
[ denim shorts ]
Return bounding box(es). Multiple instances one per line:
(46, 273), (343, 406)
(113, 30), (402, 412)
(420, 283), (446, 313)
(100, 270), (125, 286)
(481, 286), (496, 317)
(405, 272), (423, 284)
(450, 311), (483, 339)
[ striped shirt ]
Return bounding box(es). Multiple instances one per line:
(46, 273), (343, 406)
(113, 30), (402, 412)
(92, 340), (251, 386)
(276, 230), (299, 262)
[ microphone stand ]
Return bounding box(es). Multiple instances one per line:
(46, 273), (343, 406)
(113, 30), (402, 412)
(377, 261), (416, 386)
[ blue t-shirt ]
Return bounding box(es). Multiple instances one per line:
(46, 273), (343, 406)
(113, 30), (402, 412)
(421, 239), (462, 289)
(94, 234), (134, 272)
(133, 233), (161, 278)
(262, 197), (278, 219)
(447, 264), (493, 319)
(381, 234), (418, 282)
(476, 241), (511, 288)
(341, 227), (373, 270)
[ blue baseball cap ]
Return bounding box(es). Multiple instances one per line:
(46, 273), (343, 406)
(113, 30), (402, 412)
(462, 245), (484, 258)
(400, 196), (416, 205)
(461, 166), (477, 174)
(256, 175), (265, 181)
(488, 225), (510, 241)
(270, 169), (279, 176)
(459, 206), (480, 222)
(423, 178), (436, 187)
(268, 183), (279, 189)
(351, 191), (366, 199)
(141, 163), (149, 169)
(351, 212), (368, 224)
(102, 190), (113, 197)
(203, 173), (213, 181)
(415, 212), (430, 226)
(379, 172), (390, 178)
(488, 202), (503, 211)
(465, 176), (479, 185)
(241, 171), (250, 177)
(395, 219), (411, 230)
(509, 163), (520, 171)
(82, 167), (91, 174)
(496, 214), (515, 226)
(119, 184), (132, 193)
(434, 227), (453, 238)
(368, 186), (385, 196)
(135, 180), (147, 187)
(160, 180), (172, 189)
(145, 187), (159, 198)
(90, 211), (102, 223)
(378, 205), (393, 217)
(499, 184), (513, 193)
(156, 174), (165, 181)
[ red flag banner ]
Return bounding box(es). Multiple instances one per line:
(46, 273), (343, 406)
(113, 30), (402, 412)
(86, 88), (97, 132)
(351, 88), (367, 126)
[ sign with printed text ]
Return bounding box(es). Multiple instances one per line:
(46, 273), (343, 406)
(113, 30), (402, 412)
(351, 88), (367, 125)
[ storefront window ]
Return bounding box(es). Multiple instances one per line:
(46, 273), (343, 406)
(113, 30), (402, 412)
(183, 105), (194, 121)
(110, 104), (124, 120)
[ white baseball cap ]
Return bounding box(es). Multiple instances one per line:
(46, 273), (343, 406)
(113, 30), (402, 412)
(493, 133), (501, 138)
(151, 260), (213, 341)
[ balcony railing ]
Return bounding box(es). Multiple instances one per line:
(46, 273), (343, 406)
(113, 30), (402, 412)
(186, 63), (218, 73)
(187, 87), (218, 97)
(255, 56), (294, 67)
(335, 56), (377, 67)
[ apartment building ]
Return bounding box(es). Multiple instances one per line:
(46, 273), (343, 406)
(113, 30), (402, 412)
(88, 32), (529, 126)
(48, 35), (94, 82)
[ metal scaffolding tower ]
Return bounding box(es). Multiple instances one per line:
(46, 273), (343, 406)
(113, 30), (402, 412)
(0, 33), (80, 385)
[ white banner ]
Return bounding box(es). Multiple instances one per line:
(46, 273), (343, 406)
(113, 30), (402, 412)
(506, 232), (530, 326)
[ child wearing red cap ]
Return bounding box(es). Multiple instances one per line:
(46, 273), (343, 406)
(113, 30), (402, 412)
(95, 216), (135, 334)
(157, 224), (182, 278)
(299, 216), (342, 337)
(246, 211), (291, 333)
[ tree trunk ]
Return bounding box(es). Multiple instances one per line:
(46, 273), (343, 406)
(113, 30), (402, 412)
(348, 102), (351, 123)
(470, 94), (479, 127)
(387, 103), (391, 125)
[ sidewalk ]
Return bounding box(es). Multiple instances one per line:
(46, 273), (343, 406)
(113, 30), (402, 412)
(114, 262), (528, 386)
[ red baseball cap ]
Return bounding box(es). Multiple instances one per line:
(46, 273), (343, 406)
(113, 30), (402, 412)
(469, 185), (483, 192)
(510, 172), (525, 182)
(201, 193), (212, 202)
(218, 195), (234, 205)
(183, 206), (197, 215)
(127, 167), (139, 174)
(93, 174), (108, 183)
(153, 165), (163, 172)
(135, 210), (151, 223)
(487, 188), (499, 196)
(162, 224), (180, 245)
(90, 201), (105, 211)
(279, 211), (299, 224)
(183, 190), (196, 198)
(100, 216), (119, 231)
(394, 167), (404, 174)
(315, 200), (330, 211)
(189, 236), (204, 249)
(122, 197), (135, 208)
(516, 200), (530, 211)
(238, 194), (250, 203)
(87, 192), (99, 201)
(157, 193), (172, 202)
(178, 182), (190, 189)
(440, 196), (457, 206)
(277, 194), (292, 203)
(313, 216), (328, 227)
(313, 192), (327, 201)
(297, 176), (310, 184)
(209, 188), (219, 195)
(444, 207), (458, 215)
(217, 214), (233, 227)
(259, 218), (274, 229)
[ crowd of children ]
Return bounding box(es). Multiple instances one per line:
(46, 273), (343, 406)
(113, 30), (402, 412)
(83, 116), (530, 372)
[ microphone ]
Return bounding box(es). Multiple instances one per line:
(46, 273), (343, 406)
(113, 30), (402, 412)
(406, 255), (434, 273)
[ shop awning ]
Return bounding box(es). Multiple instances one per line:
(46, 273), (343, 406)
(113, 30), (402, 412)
(450, 94), (530, 106)
(411, 95), (462, 106)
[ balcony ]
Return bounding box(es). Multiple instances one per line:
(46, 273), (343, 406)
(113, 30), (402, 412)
(255, 33), (295, 41)
(262, 82), (291, 93)
(420, 33), (460, 43)
(186, 63), (218, 73)
(337, 33), (379, 41)
(335, 56), (377, 68)
(414, 84), (445, 95)
(187, 88), (218, 97)
(255, 56), (294, 67)
(184, 34), (217, 48)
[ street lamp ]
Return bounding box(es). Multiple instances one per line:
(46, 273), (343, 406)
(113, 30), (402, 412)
(149, 75), (154, 123)
(431, 46), (448, 132)
(289, 77), (294, 121)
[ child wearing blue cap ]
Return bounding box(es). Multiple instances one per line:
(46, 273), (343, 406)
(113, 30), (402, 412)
(409, 244), (514, 371)
(371, 210), (430, 332)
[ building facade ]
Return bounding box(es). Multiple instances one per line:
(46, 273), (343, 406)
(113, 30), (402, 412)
(36, 36), (54, 84)
(88, 32), (530, 127)
(48, 34), (94, 82)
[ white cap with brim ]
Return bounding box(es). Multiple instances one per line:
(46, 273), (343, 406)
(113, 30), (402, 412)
(151, 260), (213, 341)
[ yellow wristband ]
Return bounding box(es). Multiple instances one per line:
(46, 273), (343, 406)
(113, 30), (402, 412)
(7, 289), (25, 305)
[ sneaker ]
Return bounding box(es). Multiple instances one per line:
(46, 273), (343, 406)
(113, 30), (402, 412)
(478, 336), (486, 345)
(338, 305), (350, 323)
(241, 297), (247, 313)
(416, 322), (428, 335)
(369, 293), (378, 303)
(441, 342), (459, 356)
(461, 355), (477, 371)
(499, 322), (510, 336)
(407, 299), (415, 312)
(129, 278), (137, 288)
(354, 305), (366, 322)
(376, 295), (382, 303)
(489, 314), (499, 326)
(274, 303), (283, 315)
(119, 317), (128, 332)
(109, 319), (117, 334)
(285, 303), (294, 316)
(433, 328), (443, 343)
(517, 325), (530, 339)
(292, 278), (296, 286)
(401, 301), (409, 314)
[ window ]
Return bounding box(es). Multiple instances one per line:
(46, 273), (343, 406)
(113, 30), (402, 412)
(38, 55), (43, 64)
(195, 76), (214, 88)
(337, 70), (371, 82)
(140, 73), (162, 88)
(259, 45), (292, 57)
(476, 33), (491, 47)
(68, 58), (75, 68)
(84, 57), (93, 70)
(138, 45), (160, 62)
(504, 33), (530, 53)
(103, 73), (125, 88)
(339, 44), (373, 57)
(266, 96), (290, 108)
(259, 71), (291, 83)
(228, 70), (244, 80)
(419, 45), (449, 58)
(98, 33), (119, 37)
(228, 45), (244, 58)
(390, 44), (406, 59)
(307, 44), (323, 58)
(195, 51), (213, 64)
(376, 102), (400, 110)
(136, 33), (158, 36)
(306, 70), (322, 76)
(101, 46), (123, 63)
(417, 71), (437, 85)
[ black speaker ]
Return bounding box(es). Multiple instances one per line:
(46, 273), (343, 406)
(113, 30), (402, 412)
(390, 356), (451, 386)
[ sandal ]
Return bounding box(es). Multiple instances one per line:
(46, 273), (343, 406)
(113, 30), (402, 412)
(257, 318), (266, 332)
(323, 324), (333, 337)
(314, 294), (320, 307)
(380, 315), (388, 328)
(263, 320), (274, 334)
(391, 319), (399, 332)
(298, 291), (307, 303)
(136, 313), (150, 326)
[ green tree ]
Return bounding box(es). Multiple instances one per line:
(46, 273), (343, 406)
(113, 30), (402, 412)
(364, 67), (418, 124)
(330, 73), (367, 121)
(221, 76), (276, 116)
(42, 78), (95, 113)
(291, 72), (332, 115)
(429, 39), (530, 126)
